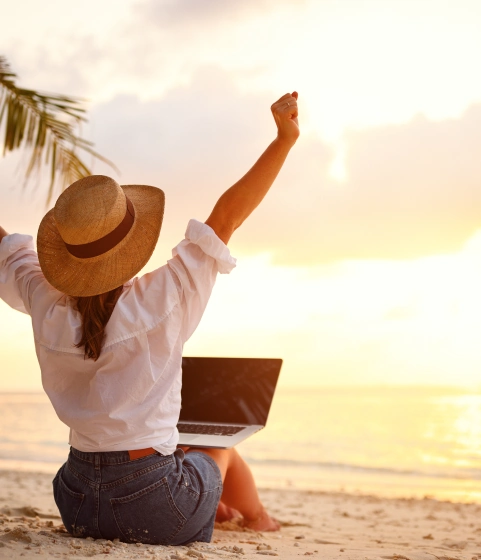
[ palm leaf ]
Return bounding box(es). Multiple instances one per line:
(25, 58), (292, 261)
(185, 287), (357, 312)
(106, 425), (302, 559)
(0, 55), (118, 204)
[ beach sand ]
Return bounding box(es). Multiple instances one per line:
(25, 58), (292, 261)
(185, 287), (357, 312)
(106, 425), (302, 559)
(0, 469), (479, 559)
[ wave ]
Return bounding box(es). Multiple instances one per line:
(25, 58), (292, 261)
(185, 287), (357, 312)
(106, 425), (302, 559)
(243, 456), (481, 481)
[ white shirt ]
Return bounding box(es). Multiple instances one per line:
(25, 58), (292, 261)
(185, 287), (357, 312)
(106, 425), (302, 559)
(0, 220), (236, 455)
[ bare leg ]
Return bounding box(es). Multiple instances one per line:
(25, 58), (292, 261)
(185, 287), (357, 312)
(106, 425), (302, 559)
(215, 501), (241, 523)
(179, 446), (238, 522)
(186, 447), (279, 531)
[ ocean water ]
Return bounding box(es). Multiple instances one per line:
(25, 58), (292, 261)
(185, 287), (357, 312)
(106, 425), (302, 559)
(0, 387), (480, 503)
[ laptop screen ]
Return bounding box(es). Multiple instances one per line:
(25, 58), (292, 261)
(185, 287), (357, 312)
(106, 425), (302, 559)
(180, 357), (282, 426)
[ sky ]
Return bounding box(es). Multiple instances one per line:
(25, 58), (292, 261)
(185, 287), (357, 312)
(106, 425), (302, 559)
(2, 0), (481, 390)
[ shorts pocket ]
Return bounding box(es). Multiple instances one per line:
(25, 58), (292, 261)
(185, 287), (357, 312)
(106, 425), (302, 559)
(53, 469), (85, 537)
(181, 467), (200, 496)
(111, 477), (186, 545)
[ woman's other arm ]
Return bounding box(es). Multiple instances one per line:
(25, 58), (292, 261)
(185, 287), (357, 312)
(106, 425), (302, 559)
(205, 92), (299, 245)
(0, 226), (8, 243)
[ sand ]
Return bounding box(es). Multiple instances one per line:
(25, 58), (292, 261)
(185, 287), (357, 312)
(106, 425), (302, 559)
(0, 469), (480, 560)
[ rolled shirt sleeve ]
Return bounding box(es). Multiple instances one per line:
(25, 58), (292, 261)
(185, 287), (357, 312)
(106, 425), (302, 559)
(0, 234), (45, 314)
(168, 220), (236, 340)
(0, 222), (236, 340)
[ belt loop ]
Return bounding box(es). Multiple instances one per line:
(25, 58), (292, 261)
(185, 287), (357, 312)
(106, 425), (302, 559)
(94, 453), (101, 483)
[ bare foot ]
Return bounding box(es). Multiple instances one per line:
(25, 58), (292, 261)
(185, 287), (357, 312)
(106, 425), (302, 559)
(215, 501), (242, 523)
(242, 508), (281, 532)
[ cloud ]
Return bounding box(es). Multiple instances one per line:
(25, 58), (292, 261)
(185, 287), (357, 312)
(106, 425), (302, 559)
(211, 102), (481, 265)
(85, 70), (481, 266)
(86, 67), (330, 253)
(315, 106), (481, 262)
(236, 103), (481, 265)
(2, 0), (307, 104)
(135, 0), (303, 27)
(5, 61), (481, 267)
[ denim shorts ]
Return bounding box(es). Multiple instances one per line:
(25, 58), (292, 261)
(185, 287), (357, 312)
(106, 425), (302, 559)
(52, 447), (223, 545)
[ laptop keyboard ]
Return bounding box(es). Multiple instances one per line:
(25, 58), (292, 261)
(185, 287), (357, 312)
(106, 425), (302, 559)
(178, 423), (244, 436)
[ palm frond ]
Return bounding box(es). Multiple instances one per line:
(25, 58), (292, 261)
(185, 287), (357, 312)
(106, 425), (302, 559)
(0, 56), (118, 204)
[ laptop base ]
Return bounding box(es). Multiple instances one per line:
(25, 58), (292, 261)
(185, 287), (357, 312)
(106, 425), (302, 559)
(178, 424), (263, 449)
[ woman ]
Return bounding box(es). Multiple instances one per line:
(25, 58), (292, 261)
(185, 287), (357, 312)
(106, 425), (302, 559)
(0, 92), (299, 545)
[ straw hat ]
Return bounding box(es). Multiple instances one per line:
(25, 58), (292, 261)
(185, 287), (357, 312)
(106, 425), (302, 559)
(37, 175), (165, 297)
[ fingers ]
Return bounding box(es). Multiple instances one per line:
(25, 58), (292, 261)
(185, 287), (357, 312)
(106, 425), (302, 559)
(270, 91), (300, 145)
(271, 92), (298, 119)
(276, 92), (292, 102)
(272, 91), (298, 109)
(274, 91), (298, 103)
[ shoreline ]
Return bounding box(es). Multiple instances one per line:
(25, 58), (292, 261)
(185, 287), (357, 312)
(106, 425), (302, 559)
(1, 469), (480, 559)
(2, 457), (479, 506)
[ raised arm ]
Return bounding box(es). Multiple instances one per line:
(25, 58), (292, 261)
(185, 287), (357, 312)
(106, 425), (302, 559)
(205, 92), (299, 244)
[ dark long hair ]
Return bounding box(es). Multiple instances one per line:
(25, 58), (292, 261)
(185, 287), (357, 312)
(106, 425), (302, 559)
(74, 285), (124, 361)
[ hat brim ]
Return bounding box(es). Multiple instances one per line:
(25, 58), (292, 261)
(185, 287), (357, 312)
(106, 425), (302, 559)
(37, 184), (165, 297)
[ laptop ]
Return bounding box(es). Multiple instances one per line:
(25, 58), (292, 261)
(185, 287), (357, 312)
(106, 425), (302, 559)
(177, 357), (282, 448)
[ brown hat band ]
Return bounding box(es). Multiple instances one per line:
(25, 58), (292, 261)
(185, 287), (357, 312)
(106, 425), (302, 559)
(64, 197), (136, 259)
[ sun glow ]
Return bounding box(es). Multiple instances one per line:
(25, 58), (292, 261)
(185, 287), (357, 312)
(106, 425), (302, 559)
(3, 230), (481, 391)
(182, 233), (481, 388)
